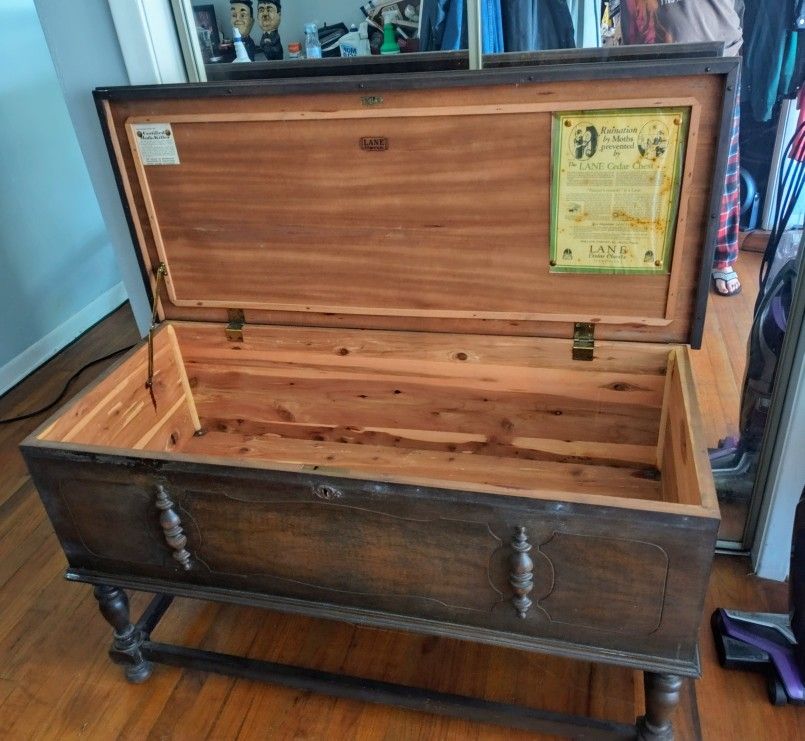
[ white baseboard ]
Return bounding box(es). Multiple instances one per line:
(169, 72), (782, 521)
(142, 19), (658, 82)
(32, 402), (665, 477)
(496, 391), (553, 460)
(0, 282), (128, 397)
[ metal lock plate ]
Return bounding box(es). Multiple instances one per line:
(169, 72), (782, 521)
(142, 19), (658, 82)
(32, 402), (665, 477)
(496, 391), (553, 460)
(226, 309), (245, 342)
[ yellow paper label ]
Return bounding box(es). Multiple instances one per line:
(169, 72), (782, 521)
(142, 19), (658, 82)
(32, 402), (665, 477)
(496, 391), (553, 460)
(133, 123), (180, 166)
(550, 108), (689, 274)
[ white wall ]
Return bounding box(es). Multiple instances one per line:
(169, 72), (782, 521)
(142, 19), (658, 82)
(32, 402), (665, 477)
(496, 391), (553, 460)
(109, 0), (188, 85)
(0, 0), (126, 395)
(202, 0), (364, 50)
(34, 0), (152, 338)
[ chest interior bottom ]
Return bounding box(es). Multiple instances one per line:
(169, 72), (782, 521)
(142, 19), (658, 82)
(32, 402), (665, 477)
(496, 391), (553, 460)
(38, 321), (705, 507)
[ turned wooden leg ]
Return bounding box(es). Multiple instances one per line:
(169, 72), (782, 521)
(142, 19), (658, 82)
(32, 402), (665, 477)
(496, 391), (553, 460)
(93, 585), (152, 684)
(636, 672), (683, 740)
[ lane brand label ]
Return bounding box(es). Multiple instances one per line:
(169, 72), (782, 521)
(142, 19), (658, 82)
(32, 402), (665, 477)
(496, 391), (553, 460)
(360, 136), (388, 151)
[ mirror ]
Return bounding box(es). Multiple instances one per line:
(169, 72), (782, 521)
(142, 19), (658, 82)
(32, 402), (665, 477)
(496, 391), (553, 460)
(185, 0), (469, 80)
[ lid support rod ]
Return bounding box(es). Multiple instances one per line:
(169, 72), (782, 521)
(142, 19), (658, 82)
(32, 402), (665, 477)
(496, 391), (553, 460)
(146, 263), (167, 403)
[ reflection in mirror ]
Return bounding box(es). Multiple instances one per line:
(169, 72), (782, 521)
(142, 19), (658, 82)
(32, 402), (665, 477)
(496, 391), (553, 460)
(461, 0), (600, 56)
(188, 0), (449, 74)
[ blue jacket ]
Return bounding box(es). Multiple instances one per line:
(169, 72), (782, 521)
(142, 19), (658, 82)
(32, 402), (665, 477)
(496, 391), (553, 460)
(419, 0), (575, 54)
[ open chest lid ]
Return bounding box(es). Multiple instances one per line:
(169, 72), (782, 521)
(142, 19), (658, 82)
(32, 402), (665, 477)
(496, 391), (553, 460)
(96, 55), (738, 347)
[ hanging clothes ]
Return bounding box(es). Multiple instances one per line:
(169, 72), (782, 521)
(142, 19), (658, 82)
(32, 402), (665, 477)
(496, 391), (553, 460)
(501, 0), (576, 52)
(418, 0), (504, 54)
(441, 0), (465, 50)
(566, 0), (602, 48)
(621, 0), (741, 51)
(484, 0), (505, 53)
(620, 0), (658, 45)
(418, 0), (450, 53)
(654, 0), (742, 53)
(743, 0), (805, 122)
(420, 0), (565, 54)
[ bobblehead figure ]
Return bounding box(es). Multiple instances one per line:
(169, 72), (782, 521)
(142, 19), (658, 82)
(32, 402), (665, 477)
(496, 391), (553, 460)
(230, 0), (258, 60)
(257, 0), (283, 60)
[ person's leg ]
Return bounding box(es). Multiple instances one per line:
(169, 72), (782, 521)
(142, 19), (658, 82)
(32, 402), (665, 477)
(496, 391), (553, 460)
(713, 96), (742, 296)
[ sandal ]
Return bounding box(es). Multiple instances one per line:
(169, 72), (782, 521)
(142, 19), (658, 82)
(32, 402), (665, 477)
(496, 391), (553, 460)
(712, 267), (742, 296)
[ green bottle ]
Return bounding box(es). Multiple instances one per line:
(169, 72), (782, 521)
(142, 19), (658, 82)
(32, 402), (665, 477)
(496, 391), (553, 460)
(380, 22), (400, 55)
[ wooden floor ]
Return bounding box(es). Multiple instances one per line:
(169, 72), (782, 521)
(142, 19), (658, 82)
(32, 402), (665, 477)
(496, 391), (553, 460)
(690, 250), (764, 542)
(691, 251), (760, 449)
(1, 251), (804, 740)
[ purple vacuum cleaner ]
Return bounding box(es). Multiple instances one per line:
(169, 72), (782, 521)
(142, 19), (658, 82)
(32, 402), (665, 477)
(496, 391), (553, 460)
(712, 490), (805, 706)
(709, 267), (795, 495)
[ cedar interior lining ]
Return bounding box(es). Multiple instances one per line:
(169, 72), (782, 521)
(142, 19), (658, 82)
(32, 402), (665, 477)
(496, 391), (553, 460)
(101, 71), (727, 344)
(37, 323), (699, 505)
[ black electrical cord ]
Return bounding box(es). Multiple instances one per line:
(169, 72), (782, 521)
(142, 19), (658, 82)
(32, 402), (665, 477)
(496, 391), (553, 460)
(757, 120), (805, 311)
(0, 345), (135, 425)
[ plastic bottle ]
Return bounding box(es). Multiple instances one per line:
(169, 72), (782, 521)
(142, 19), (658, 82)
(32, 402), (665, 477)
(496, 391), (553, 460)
(380, 22), (399, 55)
(338, 22), (371, 57)
(304, 23), (322, 59)
(232, 28), (251, 63)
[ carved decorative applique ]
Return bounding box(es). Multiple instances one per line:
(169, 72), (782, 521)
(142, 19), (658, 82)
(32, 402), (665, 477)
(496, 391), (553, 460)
(155, 485), (192, 570)
(510, 526), (534, 618)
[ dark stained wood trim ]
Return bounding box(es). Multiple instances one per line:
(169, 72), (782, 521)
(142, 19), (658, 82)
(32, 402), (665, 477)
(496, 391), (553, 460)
(20, 438), (721, 524)
(72, 572), (703, 678)
(203, 42), (725, 82)
(93, 94), (155, 310)
(141, 640), (636, 739)
(689, 61), (741, 349)
(94, 56), (738, 102)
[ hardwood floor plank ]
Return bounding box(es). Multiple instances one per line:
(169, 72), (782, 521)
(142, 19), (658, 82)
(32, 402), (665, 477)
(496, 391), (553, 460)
(695, 250), (762, 449)
(144, 603), (257, 740)
(115, 600), (221, 741)
(697, 557), (804, 741)
(690, 311), (733, 446)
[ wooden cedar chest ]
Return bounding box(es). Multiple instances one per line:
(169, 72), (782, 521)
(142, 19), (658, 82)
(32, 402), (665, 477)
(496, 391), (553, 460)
(22, 55), (738, 739)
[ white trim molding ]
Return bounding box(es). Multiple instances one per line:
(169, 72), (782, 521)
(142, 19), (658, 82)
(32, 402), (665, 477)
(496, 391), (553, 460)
(108, 0), (187, 85)
(169, 0), (207, 83)
(750, 231), (805, 580)
(0, 282), (127, 397)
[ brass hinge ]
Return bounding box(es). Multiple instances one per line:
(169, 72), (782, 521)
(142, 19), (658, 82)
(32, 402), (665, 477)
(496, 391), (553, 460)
(572, 322), (595, 361)
(226, 309), (245, 342)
